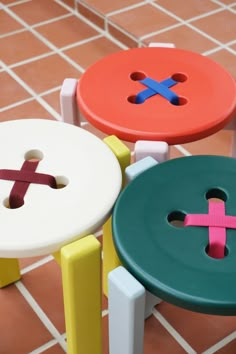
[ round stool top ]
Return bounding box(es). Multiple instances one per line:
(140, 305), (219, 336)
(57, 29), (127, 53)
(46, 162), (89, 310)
(77, 47), (236, 144)
(113, 156), (236, 315)
(0, 119), (121, 258)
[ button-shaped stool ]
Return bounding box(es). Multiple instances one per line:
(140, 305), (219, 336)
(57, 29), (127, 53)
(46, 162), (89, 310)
(109, 155), (236, 354)
(0, 119), (122, 354)
(76, 47), (236, 145)
(61, 46), (236, 295)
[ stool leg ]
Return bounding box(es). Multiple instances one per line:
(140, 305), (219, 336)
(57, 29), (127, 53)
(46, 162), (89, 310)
(0, 258), (21, 288)
(108, 266), (145, 354)
(60, 78), (80, 126)
(134, 140), (169, 163)
(61, 235), (102, 354)
(103, 136), (131, 296)
(145, 290), (162, 318)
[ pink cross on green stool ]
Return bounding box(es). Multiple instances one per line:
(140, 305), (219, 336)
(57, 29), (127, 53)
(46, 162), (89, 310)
(112, 155), (236, 315)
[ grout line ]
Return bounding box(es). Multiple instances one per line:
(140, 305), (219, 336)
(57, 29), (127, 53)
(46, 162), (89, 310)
(2, 4), (85, 73)
(32, 13), (73, 28)
(15, 281), (67, 352)
(56, 0), (129, 50)
(107, 1), (147, 17)
(40, 85), (61, 96)
(5, 0), (30, 7)
(201, 331), (236, 354)
(21, 255), (54, 275)
(174, 145), (192, 156)
(0, 27), (26, 39)
(60, 33), (103, 51)
(102, 309), (109, 317)
(95, 229), (103, 238)
(0, 96), (35, 112)
(153, 308), (197, 354)
(28, 339), (60, 354)
(141, 22), (183, 40)
(0, 85), (61, 114)
(9, 51), (55, 69)
(0, 59), (62, 120)
(144, 2), (234, 54)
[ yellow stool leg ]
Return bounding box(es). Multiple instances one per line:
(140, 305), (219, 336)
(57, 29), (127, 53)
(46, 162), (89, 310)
(0, 258), (21, 288)
(61, 235), (102, 354)
(103, 136), (131, 296)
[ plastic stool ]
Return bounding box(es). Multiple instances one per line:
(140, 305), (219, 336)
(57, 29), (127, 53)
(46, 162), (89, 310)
(0, 119), (122, 354)
(109, 155), (236, 354)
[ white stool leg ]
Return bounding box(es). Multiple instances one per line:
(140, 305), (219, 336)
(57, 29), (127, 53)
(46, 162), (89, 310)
(108, 266), (145, 354)
(60, 78), (80, 126)
(148, 42), (175, 48)
(145, 290), (162, 318)
(134, 140), (169, 162)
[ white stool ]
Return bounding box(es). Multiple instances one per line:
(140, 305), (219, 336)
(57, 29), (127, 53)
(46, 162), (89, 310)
(0, 119), (122, 354)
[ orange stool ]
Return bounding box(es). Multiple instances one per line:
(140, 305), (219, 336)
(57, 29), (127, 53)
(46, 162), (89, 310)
(76, 47), (236, 145)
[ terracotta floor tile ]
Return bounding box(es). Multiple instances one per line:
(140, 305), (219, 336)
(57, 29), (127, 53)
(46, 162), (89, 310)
(0, 285), (52, 353)
(42, 90), (61, 114)
(192, 10), (236, 43)
(1, 0), (19, 3)
(13, 54), (81, 93)
(216, 339), (236, 353)
(43, 343), (66, 353)
(11, 0), (69, 25)
(36, 15), (98, 48)
(0, 9), (23, 35)
(60, 0), (75, 9)
(207, 49), (236, 78)
(230, 43), (236, 51)
(77, 2), (105, 29)
(64, 36), (121, 69)
(80, 0), (143, 15)
(170, 146), (185, 159)
(22, 257), (107, 333)
(22, 259), (65, 333)
(0, 72), (30, 107)
(0, 31), (51, 65)
(158, 302), (236, 352)
(155, 0), (220, 20)
(19, 255), (51, 270)
(144, 314), (187, 354)
(0, 100), (56, 121)
(102, 312), (187, 354)
(143, 25), (216, 53)
(217, 0), (235, 4)
(183, 130), (232, 157)
(107, 22), (138, 48)
(102, 314), (109, 354)
(108, 4), (177, 39)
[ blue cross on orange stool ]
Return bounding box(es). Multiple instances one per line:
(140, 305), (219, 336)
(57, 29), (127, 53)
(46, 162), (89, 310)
(135, 76), (179, 105)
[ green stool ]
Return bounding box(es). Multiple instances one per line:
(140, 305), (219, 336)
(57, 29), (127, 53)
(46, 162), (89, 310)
(109, 155), (236, 354)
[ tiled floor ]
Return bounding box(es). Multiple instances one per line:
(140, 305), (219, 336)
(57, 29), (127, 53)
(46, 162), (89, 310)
(0, 0), (235, 353)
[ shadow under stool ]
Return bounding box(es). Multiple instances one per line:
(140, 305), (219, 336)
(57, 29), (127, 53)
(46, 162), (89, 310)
(0, 119), (122, 354)
(60, 46), (236, 295)
(109, 155), (236, 354)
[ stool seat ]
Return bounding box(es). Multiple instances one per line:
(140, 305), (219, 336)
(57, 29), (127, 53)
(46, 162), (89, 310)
(0, 119), (121, 258)
(113, 156), (236, 315)
(77, 48), (236, 144)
